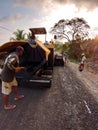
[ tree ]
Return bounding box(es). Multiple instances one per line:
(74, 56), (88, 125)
(50, 17), (90, 44)
(10, 29), (26, 41)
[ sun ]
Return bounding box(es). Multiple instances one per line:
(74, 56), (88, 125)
(95, 35), (98, 40)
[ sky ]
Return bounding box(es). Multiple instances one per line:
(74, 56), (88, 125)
(0, 0), (98, 44)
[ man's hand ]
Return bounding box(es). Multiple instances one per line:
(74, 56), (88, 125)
(15, 67), (27, 72)
(20, 67), (27, 70)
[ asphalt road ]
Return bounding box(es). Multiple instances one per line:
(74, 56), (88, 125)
(0, 66), (98, 130)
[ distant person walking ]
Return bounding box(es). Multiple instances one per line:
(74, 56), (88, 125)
(79, 53), (86, 71)
(63, 52), (69, 66)
(1, 46), (25, 110)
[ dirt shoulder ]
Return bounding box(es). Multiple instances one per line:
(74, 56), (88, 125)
(68, 62), (98, 102)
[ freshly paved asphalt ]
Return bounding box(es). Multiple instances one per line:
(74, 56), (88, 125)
(0, 66), (98, 130)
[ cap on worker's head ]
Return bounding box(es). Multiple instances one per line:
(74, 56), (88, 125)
(81, 53), (85, 56)
(16, 46), (24, 52)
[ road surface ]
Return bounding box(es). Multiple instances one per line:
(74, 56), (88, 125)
(0, 63), (98, 130)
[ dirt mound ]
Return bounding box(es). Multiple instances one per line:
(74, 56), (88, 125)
(87, 58), (98, 74)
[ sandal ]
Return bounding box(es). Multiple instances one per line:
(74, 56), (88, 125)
(4, 104), (16, 110)
(14, 95), (24, 101)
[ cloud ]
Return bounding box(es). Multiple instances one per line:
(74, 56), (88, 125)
(54, 0), (98, 10)
(13, 0), (98, 9)
(12, 0), (98, 21)
(13, 0), (46, 11)
(11, 0), (61, 28)
(0, 14), (25, 24)
(13, 0), (59, 15)
(0, 0), (98, 43)
(0, 13), (31, 38)
(93, 27), (98, 31)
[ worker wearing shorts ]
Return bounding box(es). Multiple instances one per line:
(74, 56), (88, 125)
(79, 53), (86, 71)
(2, 77), (18, 95)
(1, 46), (25, 110)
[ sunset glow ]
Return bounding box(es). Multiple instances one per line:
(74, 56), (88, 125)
(0, 0), (98, 44)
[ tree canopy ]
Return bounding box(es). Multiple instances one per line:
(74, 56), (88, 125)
(50, 17), (90, 43)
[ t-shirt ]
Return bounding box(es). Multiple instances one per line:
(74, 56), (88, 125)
(81, 56), (86, 64)
(1, 52), (19, 82)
